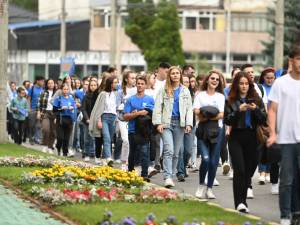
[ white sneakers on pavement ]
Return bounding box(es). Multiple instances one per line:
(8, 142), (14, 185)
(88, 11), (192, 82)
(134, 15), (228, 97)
(236, 203), (249, 213)
(195, 185), (206, 199)
(247, 188), (254, 199)
(164, 178), (175, 188)
(271, 183), (279, 195)
(259, 175), (266, 185)
(280, 219), (291, 225)
(95, 158), (101, 164)
(84, 156), (90, 162)
(206, 188), (216, 199)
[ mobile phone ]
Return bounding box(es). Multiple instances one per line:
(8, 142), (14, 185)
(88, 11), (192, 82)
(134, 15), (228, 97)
(246, 98), (255, 104)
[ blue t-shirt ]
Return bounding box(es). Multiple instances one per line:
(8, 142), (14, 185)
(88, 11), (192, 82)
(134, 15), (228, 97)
(124, 94), (154, 134)
(28, 85), (44, 110)
(172, 86), (181, 117)
(224, 87), (231, 99)
(241, 98), (251, 128)
(53, 95), (77, 120)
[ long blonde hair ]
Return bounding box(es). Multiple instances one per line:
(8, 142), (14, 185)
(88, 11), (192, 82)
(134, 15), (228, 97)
(165, 66), (183, 97)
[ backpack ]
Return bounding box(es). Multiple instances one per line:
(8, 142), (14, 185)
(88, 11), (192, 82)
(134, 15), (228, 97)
(257, 84), (265, 98)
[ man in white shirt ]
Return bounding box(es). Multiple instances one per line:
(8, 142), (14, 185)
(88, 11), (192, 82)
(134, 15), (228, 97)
(267, 44), (300, 225)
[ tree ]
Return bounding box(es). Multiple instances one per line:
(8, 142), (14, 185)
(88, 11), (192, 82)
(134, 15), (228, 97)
(125, 0), (185, 70)
(263, 0), (300, 66)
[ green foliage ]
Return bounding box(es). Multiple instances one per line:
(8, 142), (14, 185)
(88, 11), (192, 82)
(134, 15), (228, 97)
(263, 0), (300, 65)
(11, 0), (38, 12)
(125, 0), (185, 70)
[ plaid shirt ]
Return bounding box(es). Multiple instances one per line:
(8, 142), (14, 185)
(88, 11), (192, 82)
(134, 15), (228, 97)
(38, 90), (52, 113)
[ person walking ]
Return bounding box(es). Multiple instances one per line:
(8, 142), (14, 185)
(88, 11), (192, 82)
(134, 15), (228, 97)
(267, 44), (300, 225)
(38, 79), (57, 154)
(53, 84), (77, 156)
(152, 66), (193, 188)
(10, 87), (29, 145)
(194, 70), (225, 199)
(224, 71), (267, 213)
(124, 75), (155, 181)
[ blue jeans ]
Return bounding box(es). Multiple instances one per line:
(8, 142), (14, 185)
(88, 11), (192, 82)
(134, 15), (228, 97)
(198, 128), (222, 188)
(128, 134), (150, 177)
(161, 119), (185, 179)
(177, 127), (195, 177)
(279, 144), (300, 219)
(101, 113), (116, 159)
(83, 123), (95, 157)
(258, 163), (270, 173)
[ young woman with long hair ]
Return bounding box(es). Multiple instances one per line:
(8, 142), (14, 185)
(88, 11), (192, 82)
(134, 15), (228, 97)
(152, 66), (193, 188)
(224, 71), (267, 213)
(193, 70), (225, 199)
(117, 71), (137, 169)
(89, 76), (119, 164)
(38, 79), (57, 154)
(82, 79), (99, 162)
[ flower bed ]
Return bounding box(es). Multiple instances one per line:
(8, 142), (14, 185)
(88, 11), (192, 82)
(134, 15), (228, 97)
(30, 186), (188, 206)
(21, 164), (144, 187)
(0, 155), (94, 168)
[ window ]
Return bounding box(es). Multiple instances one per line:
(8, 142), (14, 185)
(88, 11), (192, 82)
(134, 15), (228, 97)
(87, 65), (99, 76)
(75, 65), (84, 78)
(186, 17), (197, 29)
(121, 15), (129, 27)
(49, 64), (60, 80)
(199, 17), (210, 30)
(233, 54), (248, 62)
(93, 10), (106, 28)
(199, 53), (212, 61)
(184, 52), (193, 60)
(231, 13), (270, 32)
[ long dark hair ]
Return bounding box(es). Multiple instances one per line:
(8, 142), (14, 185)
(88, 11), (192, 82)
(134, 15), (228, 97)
(121, 70), (134, 95)
(258, 67), (275, 84)
(104, 76), (117, 92)
(44, 79), (57, 94)
(201, 70), (224, 94)
(228, 71), (260, 105)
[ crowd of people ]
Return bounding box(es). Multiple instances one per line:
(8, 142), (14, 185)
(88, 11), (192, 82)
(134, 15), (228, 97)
(6, 44), (300, 225)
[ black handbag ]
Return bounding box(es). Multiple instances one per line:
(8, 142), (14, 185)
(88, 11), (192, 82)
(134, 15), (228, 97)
(267, 144), (281, 164)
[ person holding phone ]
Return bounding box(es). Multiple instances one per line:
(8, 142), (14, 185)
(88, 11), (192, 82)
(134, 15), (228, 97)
(224, 71), (267, 213)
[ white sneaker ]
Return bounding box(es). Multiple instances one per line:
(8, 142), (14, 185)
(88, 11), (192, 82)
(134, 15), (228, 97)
(271, 183), (279, 195)
(42, 146), (48, 153)
(95, 158), (101, 164)
(229, 170), (233, 180)
(148, 166), (159, 178)
(106, 158), (114, 166)
(259, 175), (266, 185)
(280, 219), (291, 225)
(68, 149), (75, 157)
(214, 178), (220, 186)
(195, 185), (206, 199)
(84, 156), (90, 162)
(236, 203), (249, 213)
(47, 148), (54, 154)
(247, 188), (254, 199)
(266, 175), (271, 183)
(206, 188), (216, 199)
(114, 159), (121, 164)
(222, 162), (231, 175)
(164, 178), (175, 188)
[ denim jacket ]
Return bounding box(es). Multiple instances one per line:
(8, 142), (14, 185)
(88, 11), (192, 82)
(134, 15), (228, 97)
(152, 86), (193, 128)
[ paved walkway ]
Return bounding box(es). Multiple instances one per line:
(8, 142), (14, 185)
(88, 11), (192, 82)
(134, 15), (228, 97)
(0, 184), (67, 225)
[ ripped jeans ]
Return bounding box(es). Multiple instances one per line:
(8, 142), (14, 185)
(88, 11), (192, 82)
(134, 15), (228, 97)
(198, 128), (222, 188)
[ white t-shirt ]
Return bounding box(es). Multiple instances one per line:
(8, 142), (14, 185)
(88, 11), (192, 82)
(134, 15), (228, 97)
(145, 88), (156, 100)
(46, 90), (53, 111)
(124, 86), (137, 102)
(104, 92), (117, 115)
(154, 79), (166, 97)
(268, 74), (300, 144)
(254, 83), (268, 104)
(193, 91), (225, 128)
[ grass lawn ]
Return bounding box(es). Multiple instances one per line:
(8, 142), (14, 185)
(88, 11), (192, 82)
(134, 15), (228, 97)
(0, 144), (263, 225)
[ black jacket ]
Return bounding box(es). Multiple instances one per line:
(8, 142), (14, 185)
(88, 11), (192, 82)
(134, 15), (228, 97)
(82, 92), (98, 125)
(224, 97), (267, 129)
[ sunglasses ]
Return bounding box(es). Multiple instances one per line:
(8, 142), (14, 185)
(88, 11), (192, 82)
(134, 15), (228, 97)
(210, 77), (219, 81)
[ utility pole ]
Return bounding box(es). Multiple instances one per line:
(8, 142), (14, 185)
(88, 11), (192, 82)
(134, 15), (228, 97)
(110, 0), (117, 69)
(115, 6), (122, 76)
(60, 0), (67, 75)
(225, 0), (231, 76)
(0, 0), (8, 143)
(274, 0), (284, 69)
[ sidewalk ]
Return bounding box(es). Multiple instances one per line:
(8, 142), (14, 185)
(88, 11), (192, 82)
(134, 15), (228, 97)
(0, 184), (67, 225)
